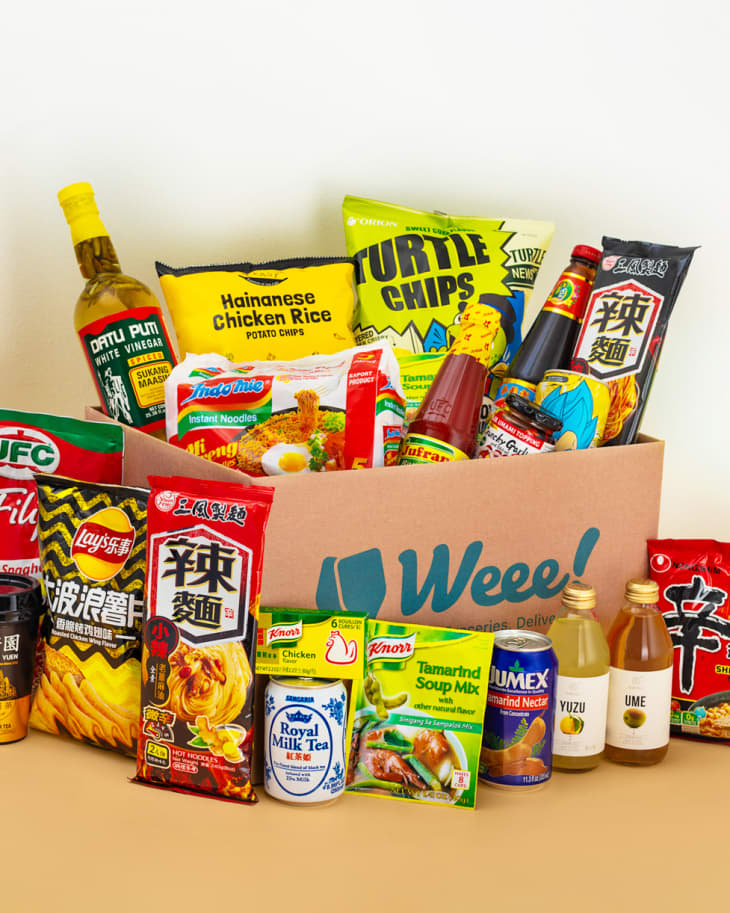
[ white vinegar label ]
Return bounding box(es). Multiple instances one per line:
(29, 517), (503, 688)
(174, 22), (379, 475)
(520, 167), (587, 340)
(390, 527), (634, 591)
(606, 666), (672, 751)
(552, 673), (609, 757)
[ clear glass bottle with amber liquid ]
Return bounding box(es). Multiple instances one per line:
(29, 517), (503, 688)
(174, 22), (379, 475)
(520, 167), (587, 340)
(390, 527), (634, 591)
(58, 182), (177, 436)
(548, 582), (610, 771)
(605, 578), (674, 765)
(498, 244), (601, 401)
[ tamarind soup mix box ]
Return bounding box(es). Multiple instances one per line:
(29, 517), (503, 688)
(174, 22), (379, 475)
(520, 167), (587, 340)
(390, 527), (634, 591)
(86, 408), (664, 636)
(254, 607), (367, 784)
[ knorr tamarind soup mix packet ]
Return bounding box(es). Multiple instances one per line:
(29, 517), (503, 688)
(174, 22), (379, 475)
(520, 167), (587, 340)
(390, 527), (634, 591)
(343, 195), (554, 370)
(346, 620), (493, 809)
(157, 257), (356, 363)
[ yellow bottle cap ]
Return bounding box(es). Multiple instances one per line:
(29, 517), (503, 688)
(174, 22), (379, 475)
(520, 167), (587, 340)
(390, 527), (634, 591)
(562, 580), (596, 610)
(58, 182), (109, 246)
(625, 578), (659, 603)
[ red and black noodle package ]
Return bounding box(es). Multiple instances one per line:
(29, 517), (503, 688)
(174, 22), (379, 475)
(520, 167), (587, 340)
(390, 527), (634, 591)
(134, 476), (274, 801)
(648, 539), (730, 742)
(571, 238), (697, 445)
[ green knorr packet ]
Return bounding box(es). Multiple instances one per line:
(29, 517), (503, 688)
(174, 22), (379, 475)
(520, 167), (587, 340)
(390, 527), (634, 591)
(343, 195), (554, 366)
(346, 620), (494, 809)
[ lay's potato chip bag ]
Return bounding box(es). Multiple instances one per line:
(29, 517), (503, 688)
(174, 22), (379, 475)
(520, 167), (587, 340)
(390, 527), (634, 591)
(29, 475), (148, 756)
(157, 257), (356, 362)
(343, 195), (554, 366)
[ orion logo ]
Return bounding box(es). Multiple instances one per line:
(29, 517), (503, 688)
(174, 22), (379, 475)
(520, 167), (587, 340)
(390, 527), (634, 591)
(366, 634), (416, 664)
(0, 427), (59, 479)
(315, 528), (600, 619)
(267, 621), (303, 646)
(346, 216), (398, 228)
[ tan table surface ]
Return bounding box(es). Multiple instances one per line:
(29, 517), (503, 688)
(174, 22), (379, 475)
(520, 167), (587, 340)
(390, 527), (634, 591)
(1, 731), (726, 912)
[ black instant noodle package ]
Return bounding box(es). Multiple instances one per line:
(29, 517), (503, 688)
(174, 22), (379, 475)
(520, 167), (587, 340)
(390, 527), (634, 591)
(571, 237), (698, 445)
(134, 476), (274, 803)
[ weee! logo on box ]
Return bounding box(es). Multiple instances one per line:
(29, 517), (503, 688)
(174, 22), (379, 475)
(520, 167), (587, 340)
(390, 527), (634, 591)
(315, 527), (600, 622)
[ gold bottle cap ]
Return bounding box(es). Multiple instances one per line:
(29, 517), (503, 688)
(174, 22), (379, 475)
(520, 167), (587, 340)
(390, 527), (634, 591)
(562, 580), (596, 610)
(625, 578), (659, 603)
(58, 182), (109, 246)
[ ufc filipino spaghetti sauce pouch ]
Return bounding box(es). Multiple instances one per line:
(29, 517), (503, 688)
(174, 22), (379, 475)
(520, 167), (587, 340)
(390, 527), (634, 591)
(156, 257), (356, 362)
(165, 343), (406, 475)
(29, 475), (147, 756)
(134, 477), (274, 802)
(0, 410), (123, 576)
(343, 195), (554, 369)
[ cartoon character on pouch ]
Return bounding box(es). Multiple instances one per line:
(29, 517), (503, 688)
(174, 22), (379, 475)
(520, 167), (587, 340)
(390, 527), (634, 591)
(444, 292), (522, 367)
(103, 367), (132, 424)
(540, 381), (598, 450)
(325, 629), (358, 665)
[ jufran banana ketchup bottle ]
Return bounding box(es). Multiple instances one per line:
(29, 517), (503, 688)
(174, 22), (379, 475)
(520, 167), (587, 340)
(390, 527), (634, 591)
(605, 578), (674, 765)
(59, 182), (177, 437)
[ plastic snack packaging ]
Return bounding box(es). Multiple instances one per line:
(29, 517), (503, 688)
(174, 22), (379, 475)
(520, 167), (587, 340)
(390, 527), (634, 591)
(571, 237), (697, 445)
(346, 620), (494, 809)
(134, 476), (274, 802)
(165, 343), (406, 475)
(342, 195), (554, 372)
(156, 257), (356, 362)
(648, 539), (730, 742)
(29, 476), (148, 756)
(0, 409), (124, 577)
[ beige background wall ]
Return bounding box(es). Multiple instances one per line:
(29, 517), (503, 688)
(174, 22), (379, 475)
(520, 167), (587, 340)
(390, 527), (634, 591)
(1, 1), (728, 538)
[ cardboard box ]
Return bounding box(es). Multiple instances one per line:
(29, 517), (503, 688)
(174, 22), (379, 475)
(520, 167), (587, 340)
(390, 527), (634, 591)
(85, 407), (664, 632)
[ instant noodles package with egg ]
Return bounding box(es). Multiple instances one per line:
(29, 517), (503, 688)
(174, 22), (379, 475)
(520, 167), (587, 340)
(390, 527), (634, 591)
(164, 343), (406, 476)
(29, 475), (148, 756)
(134, 476), (274, 803)
(343, 195), (554, 370)
(157, 257), (356, 363)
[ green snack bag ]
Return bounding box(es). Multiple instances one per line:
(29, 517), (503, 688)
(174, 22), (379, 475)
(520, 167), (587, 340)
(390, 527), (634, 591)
(343, 195), (554, 365)
(346, 620), (494, 809)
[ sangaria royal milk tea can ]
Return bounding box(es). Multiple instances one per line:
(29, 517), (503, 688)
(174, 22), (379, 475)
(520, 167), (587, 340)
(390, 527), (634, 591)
(264, 676), (347, 805)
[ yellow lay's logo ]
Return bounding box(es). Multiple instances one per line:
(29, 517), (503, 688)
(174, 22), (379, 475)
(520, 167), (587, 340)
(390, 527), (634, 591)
(71, 506), (135, 581)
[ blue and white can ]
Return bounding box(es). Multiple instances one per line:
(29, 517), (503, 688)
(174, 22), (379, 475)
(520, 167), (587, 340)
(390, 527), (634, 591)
(264, 676), (347, 805)
(480, 630), (557, 790)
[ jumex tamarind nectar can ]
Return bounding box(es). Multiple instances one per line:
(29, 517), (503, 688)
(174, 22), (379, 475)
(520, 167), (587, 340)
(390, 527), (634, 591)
(480, 631), (557, 791)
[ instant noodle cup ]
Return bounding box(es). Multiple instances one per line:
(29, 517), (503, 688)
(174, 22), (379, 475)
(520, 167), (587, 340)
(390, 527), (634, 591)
(156, 257), (356, 363)
(29, 475), (148, 757)
(343, 195), (554, 363)
(0, 575), (43, 744)
(134, 476), (274, 803)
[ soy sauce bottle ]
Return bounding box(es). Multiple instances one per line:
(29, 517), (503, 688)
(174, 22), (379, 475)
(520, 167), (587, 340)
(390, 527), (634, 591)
(499, 244), (601, 400)
(605, 579), (674, 765)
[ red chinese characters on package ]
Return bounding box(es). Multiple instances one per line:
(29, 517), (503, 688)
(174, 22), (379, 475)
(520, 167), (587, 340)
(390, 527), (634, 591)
(134, 476), (274, 801)
(648, 539), (730, 743)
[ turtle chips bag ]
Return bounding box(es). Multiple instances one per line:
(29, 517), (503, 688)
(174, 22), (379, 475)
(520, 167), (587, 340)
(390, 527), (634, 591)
(134, 476), (274, 803)
(29, 475), (148, 756)
(343, 195), (554, 369)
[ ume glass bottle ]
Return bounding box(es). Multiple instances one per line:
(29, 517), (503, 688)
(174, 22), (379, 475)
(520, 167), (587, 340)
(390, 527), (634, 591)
(58, 182), (177, 437)
(548, 581), (610, 771)
(604, 578), (673, 765)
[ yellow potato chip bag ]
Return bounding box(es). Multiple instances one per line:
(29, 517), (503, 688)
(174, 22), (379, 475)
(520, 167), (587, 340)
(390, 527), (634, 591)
(156, 257), (356, 362)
